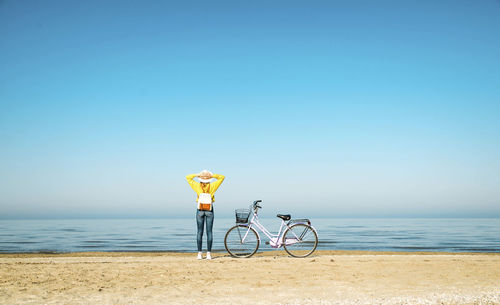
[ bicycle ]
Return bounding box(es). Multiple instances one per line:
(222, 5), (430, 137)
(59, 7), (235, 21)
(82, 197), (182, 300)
(224, 200), (318, 258)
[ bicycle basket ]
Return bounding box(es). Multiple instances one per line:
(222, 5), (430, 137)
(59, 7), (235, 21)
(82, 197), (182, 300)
(235, 209), (250, 223)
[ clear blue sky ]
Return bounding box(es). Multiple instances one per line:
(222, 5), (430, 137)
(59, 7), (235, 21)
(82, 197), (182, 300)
(1, 0), (499, 219)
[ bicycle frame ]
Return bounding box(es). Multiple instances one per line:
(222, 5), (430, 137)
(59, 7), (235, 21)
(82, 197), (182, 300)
(240, 208), (315, 248)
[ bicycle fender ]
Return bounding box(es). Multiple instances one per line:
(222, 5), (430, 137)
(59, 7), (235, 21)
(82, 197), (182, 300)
(287, 223), (319, 239)
(309, 225), (318, 238)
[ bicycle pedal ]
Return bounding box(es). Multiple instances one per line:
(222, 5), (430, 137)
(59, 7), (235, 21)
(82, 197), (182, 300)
(265, 241), (270, 245)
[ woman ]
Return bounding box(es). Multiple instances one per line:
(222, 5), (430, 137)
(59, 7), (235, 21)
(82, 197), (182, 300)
(186, 170), (225, 260)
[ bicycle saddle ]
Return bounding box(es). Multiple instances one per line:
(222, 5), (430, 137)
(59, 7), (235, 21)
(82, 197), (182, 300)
(276, 214), (291, 221)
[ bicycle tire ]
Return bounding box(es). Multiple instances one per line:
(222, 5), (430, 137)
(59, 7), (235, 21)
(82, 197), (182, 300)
(224, 225), (260, 258)
(283, 224), (318, 258)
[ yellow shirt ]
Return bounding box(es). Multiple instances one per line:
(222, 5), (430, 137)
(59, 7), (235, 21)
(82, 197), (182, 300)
(186, 173), (225, 203)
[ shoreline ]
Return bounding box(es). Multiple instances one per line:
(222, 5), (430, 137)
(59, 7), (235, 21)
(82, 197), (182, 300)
(1, 249), (500, 258)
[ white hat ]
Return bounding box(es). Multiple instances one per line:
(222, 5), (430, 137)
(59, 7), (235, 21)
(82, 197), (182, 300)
(197, 170), (213, 183)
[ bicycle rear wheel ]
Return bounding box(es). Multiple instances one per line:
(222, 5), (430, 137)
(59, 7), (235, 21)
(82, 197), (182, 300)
(224, 225), (259, 258)
(283, 224), (318, 258)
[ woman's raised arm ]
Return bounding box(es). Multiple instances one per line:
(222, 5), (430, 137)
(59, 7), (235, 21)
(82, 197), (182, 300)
(186, 173), (199, 189)
(209, 174), (225, 193)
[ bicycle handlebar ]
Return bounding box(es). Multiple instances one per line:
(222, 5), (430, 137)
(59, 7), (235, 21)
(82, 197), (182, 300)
(252, 200), (262, 210)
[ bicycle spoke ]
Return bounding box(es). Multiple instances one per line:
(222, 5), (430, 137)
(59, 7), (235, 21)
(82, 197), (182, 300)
(283, 224), (318, 258)
(224, 225), (259, 258)
(237, 226), (243, 243)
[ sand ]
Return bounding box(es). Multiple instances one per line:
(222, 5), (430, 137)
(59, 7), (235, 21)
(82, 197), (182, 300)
(1, 250), (499, 305)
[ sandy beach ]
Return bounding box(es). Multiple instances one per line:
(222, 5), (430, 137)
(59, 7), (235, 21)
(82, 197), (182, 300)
(1, 250), (499, 305)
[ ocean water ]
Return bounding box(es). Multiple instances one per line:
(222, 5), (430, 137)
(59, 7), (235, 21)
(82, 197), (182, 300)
(0, 217), (499, 253)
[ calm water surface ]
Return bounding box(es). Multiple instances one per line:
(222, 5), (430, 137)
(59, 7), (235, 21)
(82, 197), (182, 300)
(0, 218), (499, 253)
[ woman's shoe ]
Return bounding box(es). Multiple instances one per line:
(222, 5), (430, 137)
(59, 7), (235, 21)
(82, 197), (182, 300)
(197, 252), (203, 260)
(206, 252), (212, 260)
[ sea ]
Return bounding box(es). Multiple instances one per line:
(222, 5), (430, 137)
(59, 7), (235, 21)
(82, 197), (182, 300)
(0, 217), (499, 253)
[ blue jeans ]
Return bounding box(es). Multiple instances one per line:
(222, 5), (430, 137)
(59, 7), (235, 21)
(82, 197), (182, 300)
(196, 210), (214, 252)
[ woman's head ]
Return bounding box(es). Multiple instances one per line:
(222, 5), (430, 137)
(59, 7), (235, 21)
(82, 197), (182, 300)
(198, 170), (213, 183)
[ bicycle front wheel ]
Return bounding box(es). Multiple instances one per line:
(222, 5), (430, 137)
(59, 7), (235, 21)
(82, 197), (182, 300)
(283, 224), (318, 258)
(224, 225), (259, 258)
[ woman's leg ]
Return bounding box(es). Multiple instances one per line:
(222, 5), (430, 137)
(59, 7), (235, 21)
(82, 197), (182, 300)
(205, 211), (214, 252)
(196, 210), (205, 252)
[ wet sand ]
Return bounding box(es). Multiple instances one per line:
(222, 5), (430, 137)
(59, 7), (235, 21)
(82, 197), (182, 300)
(1, 250), (499, 304)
